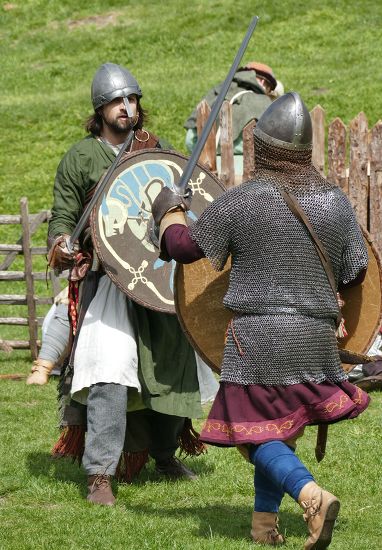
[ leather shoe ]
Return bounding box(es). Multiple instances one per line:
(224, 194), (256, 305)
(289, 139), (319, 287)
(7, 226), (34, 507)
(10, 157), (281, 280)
(251, 512), (285, 545)
(298, 481), (340, 549)
(155, 456), (197, 480)
(87, 474), (115, 506)
(26, 359), (55, 385)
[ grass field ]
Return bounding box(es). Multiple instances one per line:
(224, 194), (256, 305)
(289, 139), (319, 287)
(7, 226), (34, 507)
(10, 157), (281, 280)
(1, 1), (382, 549)
(1, 366), (382, 550)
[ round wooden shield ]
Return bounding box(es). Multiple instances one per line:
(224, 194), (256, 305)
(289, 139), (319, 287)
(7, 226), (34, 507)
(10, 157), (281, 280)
(175, 231), (382, 373)
(91, 149), (225, 313)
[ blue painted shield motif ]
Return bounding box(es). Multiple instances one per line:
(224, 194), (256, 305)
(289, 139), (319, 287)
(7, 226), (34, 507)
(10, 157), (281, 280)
(91, 149), (225, 312)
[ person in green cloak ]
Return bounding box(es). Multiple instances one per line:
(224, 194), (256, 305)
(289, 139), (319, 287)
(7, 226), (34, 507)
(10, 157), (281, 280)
(47, 62), (218, 506)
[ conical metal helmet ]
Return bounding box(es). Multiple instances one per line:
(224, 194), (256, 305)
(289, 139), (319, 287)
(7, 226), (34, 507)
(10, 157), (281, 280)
(254, 91), (312, 150)
(91, 62), (142, 115)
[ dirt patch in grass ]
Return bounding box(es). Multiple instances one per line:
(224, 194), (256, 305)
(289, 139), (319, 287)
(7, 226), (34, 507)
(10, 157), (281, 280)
(67, 11), (125, 30)
(0, 373), (26, 381)
(10, 399), (39, 407)
(312, 87), (330, 95)
(3, 3), (17, 11)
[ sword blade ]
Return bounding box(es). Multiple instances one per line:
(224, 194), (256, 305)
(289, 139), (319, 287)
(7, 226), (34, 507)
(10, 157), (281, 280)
(173, 15), (259, 195)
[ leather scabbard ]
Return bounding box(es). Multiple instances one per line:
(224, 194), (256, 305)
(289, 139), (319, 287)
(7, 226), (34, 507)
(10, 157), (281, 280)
(315, 424), (329, 462)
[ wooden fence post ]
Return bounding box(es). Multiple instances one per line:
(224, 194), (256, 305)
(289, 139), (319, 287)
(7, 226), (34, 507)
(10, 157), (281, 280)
(219, 100), (235, 188)
(311, 105), (325, 176)
(349, 112), (369, 228)
(196, 99), (217, 172)
(20, 197), (38, 359)
(242, 119), (256, 182)
(0, 211), (50, 271)
(0, 207), (64, 359)
(327, 118), (348, 193)
(369, 121), (382, 252)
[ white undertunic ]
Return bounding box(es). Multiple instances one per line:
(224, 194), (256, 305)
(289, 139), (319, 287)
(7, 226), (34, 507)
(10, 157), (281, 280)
(195, 354), (219, 404)
(71, 276), (140, 403)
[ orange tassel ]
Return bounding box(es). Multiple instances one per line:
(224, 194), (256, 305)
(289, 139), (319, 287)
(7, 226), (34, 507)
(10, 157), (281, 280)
(179, 418), (207, 457)
(115, 450), (149, 483)
(51, 425), (85, 463)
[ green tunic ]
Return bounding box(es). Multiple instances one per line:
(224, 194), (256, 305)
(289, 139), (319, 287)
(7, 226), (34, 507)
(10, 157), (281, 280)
(184, 69), (272, 155)
(49, 134), (202, 419)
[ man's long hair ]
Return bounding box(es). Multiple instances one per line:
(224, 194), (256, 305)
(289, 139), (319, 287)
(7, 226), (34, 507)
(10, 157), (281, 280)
(84, 99), (147, 136)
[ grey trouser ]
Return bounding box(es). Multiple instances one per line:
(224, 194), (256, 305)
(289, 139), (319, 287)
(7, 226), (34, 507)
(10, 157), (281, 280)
(82, 382), (185, 476)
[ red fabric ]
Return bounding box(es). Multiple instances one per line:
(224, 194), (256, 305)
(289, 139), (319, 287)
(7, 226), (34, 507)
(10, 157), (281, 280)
(67, 250), (93, 335)
(163, 224), (204, 263)
(69, 251), (92, 282)
(68, 280), (79, 335)
(201, 380), (369, 447)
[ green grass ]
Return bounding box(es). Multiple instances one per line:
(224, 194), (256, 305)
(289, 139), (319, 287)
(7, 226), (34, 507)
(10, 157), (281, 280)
(1, 371), (382, 549)
(1, 0), (382, 215)
(1, 1), (382, 548)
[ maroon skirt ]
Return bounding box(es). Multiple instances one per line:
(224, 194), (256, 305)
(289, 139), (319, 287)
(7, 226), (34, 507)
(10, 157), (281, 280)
(200, 380), (369, 446)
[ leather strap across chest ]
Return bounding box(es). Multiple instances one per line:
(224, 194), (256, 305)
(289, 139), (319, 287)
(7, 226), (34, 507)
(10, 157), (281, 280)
(279, 187), (341, 327)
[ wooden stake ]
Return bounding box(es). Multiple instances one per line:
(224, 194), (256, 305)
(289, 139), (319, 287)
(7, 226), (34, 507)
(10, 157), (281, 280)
(242, 119), (256, 183)
(196, 99), (217, 173)
(219, 101), (235, 188)
(20, 197), (38, 360)
(370, 121), (382, 253)
(311, 105), (325, 176)
(349, 112), (369, 228)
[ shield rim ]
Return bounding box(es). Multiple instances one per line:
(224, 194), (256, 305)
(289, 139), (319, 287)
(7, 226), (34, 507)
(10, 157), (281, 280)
(340, 229), (382, 353)
(90, 148), (226, 313)
(174, 258), (230, 373)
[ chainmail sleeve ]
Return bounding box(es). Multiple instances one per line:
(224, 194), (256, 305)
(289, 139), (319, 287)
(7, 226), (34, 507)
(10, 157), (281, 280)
(339, 198), (368, 285)
(189, 191), (233, 271)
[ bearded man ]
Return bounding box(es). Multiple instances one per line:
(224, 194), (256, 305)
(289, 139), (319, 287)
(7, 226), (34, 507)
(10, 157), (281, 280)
(152, 92), (370, 548)
(48, 63), (216, 506)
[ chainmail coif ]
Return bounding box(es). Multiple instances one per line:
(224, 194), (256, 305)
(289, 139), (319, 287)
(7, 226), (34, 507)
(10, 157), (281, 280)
(253, 132), (333, 194)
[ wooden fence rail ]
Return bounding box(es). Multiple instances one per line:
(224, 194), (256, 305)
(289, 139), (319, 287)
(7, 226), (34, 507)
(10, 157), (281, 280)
(196, 100), (382, 256)
(0, 197), (62, 359)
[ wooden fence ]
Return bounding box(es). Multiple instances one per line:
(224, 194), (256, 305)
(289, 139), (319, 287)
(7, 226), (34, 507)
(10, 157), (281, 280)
(197, 100), (382, 256)
(0, 197), (61, 359)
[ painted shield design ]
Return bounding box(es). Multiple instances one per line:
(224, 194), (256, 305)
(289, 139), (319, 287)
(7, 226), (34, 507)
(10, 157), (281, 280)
(175, 231), (382, 373)
(91, 148), (226, 313)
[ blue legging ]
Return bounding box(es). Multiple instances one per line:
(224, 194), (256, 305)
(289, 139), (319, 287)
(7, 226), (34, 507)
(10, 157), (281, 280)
(249, 441), (314, 512)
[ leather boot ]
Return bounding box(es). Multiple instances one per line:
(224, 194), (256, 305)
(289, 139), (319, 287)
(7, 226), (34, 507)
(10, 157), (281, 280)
(250, 512), (285, 545)
(155, 456), (197, 480)
(26, 359), (55, 385)
(87, 474), (115, 506)
(298, 481), (340, 550)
